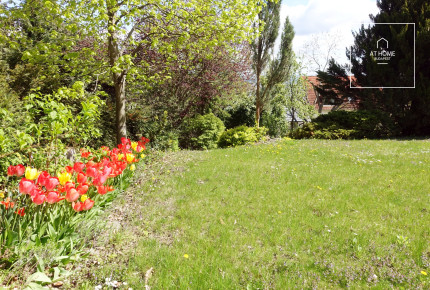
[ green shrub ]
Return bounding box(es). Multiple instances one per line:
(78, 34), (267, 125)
(218, 126), (268, 148)
(180, 113), (225, 150)
(290, 110), (397, 140)
(223, 103), (255, 129)
(0, 82), (104, 185)
(153, 131), (180, 151)
(253, 126), (269, 141)
(128, 110), (180, 151)
(289, 123), (315, 139)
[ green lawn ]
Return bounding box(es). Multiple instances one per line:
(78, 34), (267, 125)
(82, 139), (430, 289)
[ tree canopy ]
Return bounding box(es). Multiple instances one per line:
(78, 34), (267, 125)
(1, 0), (265, 143)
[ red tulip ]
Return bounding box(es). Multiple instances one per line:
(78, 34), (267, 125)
(66, 188), (79, 202)
(45, 177), (59, 190)
(73, 162), (85, 172)
(77, 172), (87, 184)
(7, 165), (16, 176)
(37, 171), (50, 187)
(86, 160), (96, 168)
(72, 202), (83, 212)
(118, 143), (130, 151)
(30, 187), (43, 198)
(82, 198), (94, 210)
(97, 185), (108, 195)
(15, 207), (25, 216)
(86, 166), (98, 178)
(77, 184), (89, 195)
(7, 164), (26, 176)
(19, 178), (35, 194)
(65, 166), (73, 173)
(80, 149), (92, 158)
(32, 192), (46, 205)
(64, 181), (75, 192)
(46, 191), (60, 204)
(121, 137), (131, 145)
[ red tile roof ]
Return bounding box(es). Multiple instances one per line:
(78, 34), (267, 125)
(303, 76), (359, 112)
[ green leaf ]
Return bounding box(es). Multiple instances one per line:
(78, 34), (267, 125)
(49, 111), (57, 119)
(27, 272), (52, 284)
(53, 267), (60, 281)
(35, 254), (45, 272)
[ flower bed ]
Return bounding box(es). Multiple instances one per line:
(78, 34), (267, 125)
(0, 137), (149, 265)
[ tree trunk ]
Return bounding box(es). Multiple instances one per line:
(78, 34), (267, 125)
(291, 108), (295, 131)
(255, 72), (261, 127)
(107, 7), (127, 144)
(255, 105), (261, 128)
(115, 73), (127, 144)
(318, 94), (324, 114)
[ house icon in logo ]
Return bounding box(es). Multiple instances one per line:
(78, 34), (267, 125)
(377, 37), (389, 49)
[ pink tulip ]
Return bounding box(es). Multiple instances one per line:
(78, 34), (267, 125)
(66, 188), (79, 202)
(93, 173), (108, 186)
(82, 198), (94, 210)
(15, 164), (25, 176)
(102, 166), (112, 176)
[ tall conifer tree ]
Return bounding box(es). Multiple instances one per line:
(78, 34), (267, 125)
(251, 1), (295, 127)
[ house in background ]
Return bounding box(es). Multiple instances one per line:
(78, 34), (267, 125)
(305, 76), (360, 114)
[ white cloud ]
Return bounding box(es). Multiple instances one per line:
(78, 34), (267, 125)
(277, 0), (380, 74)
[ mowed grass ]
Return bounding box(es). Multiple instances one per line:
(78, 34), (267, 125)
(96, 139), (430, 288)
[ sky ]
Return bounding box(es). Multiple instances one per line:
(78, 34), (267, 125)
(278, 0), (380, 75)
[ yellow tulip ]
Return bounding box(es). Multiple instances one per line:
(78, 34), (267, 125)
(25, 167), (39, 180)
(81, 194), (88, 202)
(131, 142), (138, 151)
(140, 154), (146, 159)
(58, 171), (72, 185)
(130, 164), (136, 171)
(117, 153), (124, 160)
(126, 153), (135, 164)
